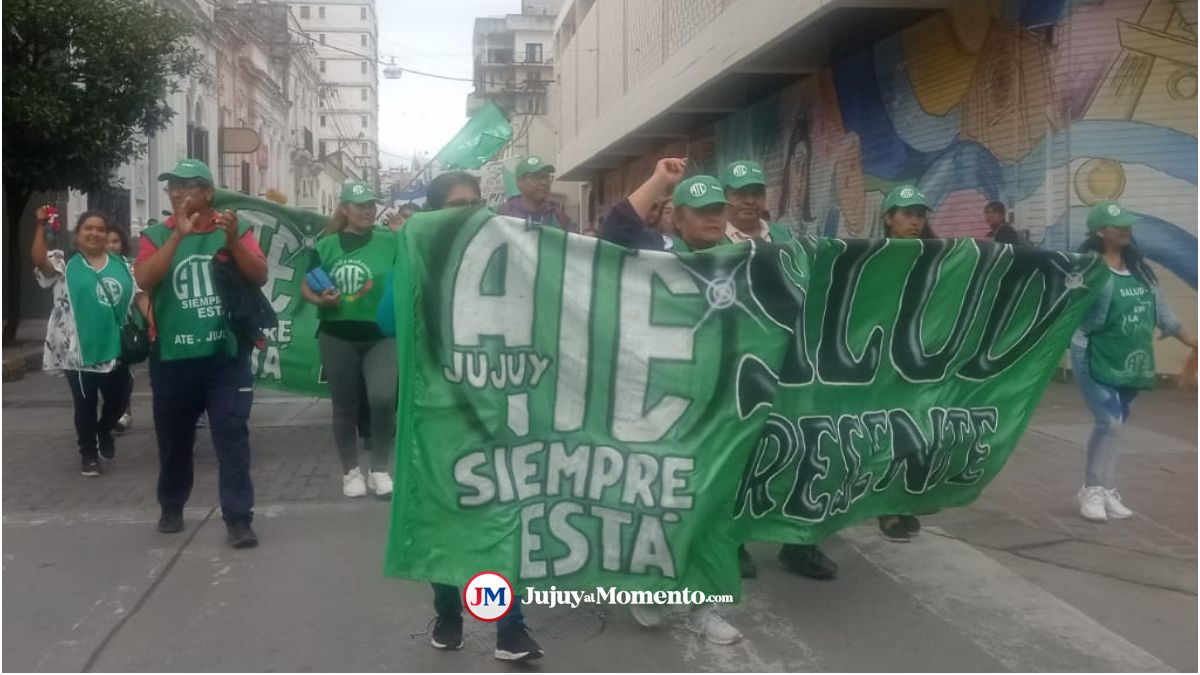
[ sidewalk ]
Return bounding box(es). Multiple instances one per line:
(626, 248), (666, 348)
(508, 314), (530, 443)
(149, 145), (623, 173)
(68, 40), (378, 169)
(2, 319), (46, 381)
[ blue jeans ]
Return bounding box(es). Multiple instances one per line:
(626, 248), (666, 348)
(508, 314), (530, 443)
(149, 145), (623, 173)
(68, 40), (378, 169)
(1070, 347), (1139, 489)
(432, 583), (525, 631)
(149, 351), (255, 523)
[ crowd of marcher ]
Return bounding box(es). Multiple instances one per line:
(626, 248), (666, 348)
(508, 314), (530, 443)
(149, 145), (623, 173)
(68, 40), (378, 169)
(30, 151), (1194, 662)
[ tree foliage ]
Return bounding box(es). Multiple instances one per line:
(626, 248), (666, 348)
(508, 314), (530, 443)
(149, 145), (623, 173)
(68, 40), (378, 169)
(3, 0), (203, 194)
(3, 0), (202, 343)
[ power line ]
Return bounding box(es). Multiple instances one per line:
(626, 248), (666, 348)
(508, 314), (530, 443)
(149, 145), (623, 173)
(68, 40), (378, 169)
(285, 25), (476, 82)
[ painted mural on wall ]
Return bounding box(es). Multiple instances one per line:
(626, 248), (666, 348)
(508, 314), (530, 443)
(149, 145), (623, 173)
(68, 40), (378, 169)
(714, 0), (1196, 293)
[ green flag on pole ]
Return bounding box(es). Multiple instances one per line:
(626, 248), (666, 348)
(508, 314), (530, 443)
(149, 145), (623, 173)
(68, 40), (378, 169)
(434, 101), (513, 170)
(382, 209), (1105, 597)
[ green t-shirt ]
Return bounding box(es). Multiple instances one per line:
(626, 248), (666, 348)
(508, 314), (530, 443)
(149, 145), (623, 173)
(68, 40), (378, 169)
(1088, 270), (1157, 389)
(312, 228), (396, 340)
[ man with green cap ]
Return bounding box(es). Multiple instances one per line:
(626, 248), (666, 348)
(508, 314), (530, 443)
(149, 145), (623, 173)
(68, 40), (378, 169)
(302, 179), (398, 502)
(498, 155), (576, 232)
(721, 160), (792, 244)
(135, 158), (268, 548)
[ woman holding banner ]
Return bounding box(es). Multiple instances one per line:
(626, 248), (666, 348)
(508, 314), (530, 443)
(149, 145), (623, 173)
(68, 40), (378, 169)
(32, 207), (146, 476)
(302, 180), (396, 499)
(600, 157), (745, 645)
(876, 184), (939, 542)
(1070, 201), (1195, 522)
(378, 171), (546, 662)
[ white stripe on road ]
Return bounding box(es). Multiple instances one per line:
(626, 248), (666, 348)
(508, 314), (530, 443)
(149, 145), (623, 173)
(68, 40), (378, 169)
(840, 525), (1174, 672)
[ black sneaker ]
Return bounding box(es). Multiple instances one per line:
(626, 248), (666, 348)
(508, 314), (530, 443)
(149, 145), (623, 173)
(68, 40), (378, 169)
(80, 457), (102, 477)
(778, 544), (838, 579)
(738, 544), (758, 579)
(158, 511), (184, 533)
(430, 614), (464, 650)
(226, 520), (259, 549)
(98, 434), (115, 460)
(878, 516), (911, 542)
(899, 515), (921, 536)
(495, 624), (543, 661)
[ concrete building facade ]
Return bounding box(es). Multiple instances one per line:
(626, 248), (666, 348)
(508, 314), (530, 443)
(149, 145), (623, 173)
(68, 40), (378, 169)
(467, 0), (583, 227)
(287, 0), (381, 190)
(552, 0), (1197, 373)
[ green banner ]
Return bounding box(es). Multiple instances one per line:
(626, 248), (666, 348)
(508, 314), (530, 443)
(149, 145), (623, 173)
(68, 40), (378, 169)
(213, 190), (330, 396)
(382, 210), (1103, 597)
(435, 101), (514, 170)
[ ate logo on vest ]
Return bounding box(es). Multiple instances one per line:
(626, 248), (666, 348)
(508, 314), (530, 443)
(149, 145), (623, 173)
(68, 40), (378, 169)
(172, 254), (223, 317)
(96, 277), (124, 307)
(331, 259), (373, 301)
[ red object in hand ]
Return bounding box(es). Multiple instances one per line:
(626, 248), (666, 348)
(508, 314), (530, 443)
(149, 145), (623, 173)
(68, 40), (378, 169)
(45, 206), (61, 231)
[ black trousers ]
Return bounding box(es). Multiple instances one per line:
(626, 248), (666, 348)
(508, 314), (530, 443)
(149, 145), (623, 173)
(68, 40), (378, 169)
(64, 364), (129, 458)
(149, 351), (255, 523)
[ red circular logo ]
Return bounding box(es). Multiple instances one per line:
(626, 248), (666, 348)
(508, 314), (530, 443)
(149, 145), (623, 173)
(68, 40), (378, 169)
(463, 571), (515, 622)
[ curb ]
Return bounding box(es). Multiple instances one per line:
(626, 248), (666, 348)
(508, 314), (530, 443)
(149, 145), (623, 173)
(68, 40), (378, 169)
(2, 349), (42, 382)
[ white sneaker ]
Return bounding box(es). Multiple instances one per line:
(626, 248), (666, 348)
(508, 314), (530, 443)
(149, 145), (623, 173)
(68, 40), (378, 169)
(686, 605), (742, 645)
(367, 471), (393, 497)
(342, 467), (367, 498)
(630, 604), (664, 628)
(114, 412), (132, 433)
(1104, 488), (1133, 519)
(1078, 486), (1107, 522)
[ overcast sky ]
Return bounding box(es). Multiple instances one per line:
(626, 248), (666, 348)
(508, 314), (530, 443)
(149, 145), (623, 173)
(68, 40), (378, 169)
(376, 0), (519, 168)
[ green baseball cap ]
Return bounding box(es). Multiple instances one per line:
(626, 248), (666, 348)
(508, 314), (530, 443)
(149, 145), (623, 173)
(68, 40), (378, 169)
(339, 180), (378, 204)
(721, 160), (766, 190)
(1086, 200), (1137, 232)
(882, 184), (930, 212)
(674, 176), (730, 209)
(157, 158), (214, 184)
(515, 155), (555, 178)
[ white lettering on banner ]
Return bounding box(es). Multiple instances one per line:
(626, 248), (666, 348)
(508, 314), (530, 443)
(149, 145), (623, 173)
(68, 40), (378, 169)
(554, 234), (597, 432)
(262, 224), (299, 313)
(456, 443), (694, 579)
(452, 222), (540, 347)
(612, 256), (699, 443)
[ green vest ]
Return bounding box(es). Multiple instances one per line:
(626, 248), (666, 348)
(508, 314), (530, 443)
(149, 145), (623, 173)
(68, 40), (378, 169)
(65, 253), (133, 366)
(315, 229), (396, 323)
(143, 221), (249, 361)
(1088, 271), (1157, 390)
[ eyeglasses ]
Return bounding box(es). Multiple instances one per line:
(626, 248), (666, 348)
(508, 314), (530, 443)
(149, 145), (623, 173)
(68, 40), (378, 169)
(166, 179), (209, 192)
(523, 173), (554, 184)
